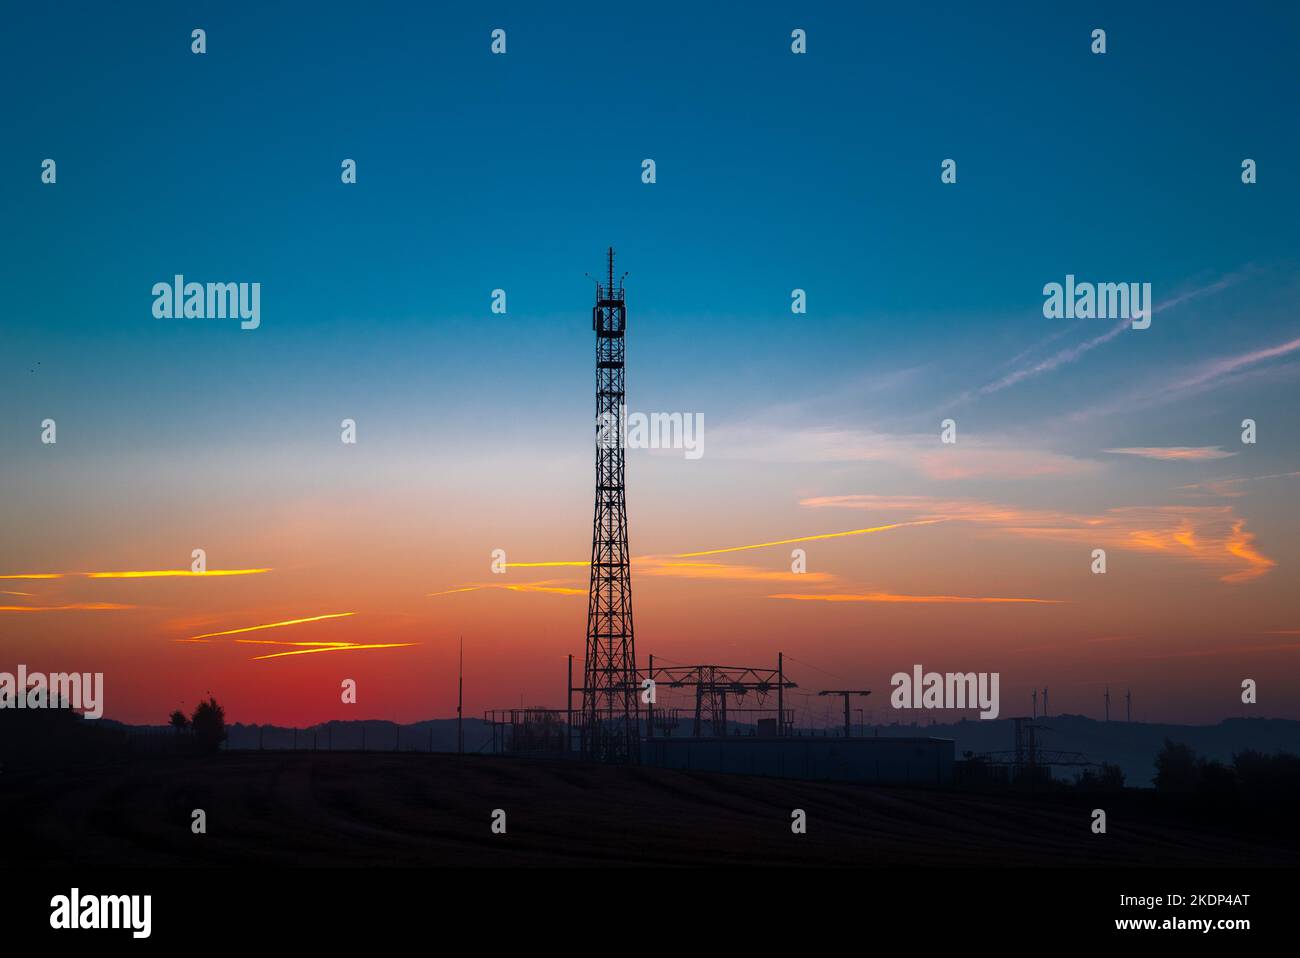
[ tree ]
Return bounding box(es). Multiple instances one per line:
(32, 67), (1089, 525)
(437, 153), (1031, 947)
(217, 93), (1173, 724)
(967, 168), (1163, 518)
(1197, 758), (1237, 802)
(190, 696), (227, 754)
(1153, 739), (1199, 792)
(168, 709), (190, 734)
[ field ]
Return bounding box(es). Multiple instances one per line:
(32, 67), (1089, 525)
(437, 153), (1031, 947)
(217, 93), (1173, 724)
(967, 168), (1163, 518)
(3, 752), (1294, 868)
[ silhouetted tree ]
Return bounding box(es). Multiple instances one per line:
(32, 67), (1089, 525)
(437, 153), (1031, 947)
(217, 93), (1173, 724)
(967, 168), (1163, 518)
(1233, 749), (1300, 801)
(1197, 757), (1237, 802)
(190, 696), (227, 754)
(169, 710), (190, 734)
(1154, 739), (1199, 792)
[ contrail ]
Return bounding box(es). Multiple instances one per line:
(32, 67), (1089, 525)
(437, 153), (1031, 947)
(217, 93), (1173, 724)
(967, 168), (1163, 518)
(671, 519), (945, 558)
(189, 612), (355, 639)
(250, 643), (416, 661)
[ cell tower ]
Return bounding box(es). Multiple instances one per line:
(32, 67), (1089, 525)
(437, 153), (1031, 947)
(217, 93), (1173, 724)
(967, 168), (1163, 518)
(580, 247), (640, 763)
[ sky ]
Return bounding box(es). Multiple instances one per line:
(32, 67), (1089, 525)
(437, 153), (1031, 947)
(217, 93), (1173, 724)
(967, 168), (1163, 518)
(2, 1), (1299, 727)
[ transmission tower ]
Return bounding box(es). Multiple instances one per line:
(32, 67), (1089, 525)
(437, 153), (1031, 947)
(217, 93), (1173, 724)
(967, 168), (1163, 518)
(581, 247), (640, 763)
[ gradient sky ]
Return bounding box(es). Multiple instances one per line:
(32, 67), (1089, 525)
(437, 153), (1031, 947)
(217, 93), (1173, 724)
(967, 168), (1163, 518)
(3, 2), (1299, 727)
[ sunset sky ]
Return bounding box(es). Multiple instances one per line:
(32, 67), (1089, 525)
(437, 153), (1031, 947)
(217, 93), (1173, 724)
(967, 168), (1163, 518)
(3, 2), (1298, 726)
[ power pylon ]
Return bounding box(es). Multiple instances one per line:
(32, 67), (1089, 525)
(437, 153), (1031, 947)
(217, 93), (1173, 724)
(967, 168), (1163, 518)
(580, 248), (640, 763)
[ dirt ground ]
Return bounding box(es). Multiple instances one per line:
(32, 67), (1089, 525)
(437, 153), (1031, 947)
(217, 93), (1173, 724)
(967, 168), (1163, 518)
(2, 752), (1293, 867)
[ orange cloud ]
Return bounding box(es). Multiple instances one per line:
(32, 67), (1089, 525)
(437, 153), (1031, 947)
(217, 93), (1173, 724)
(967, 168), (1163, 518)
(0, 603), (136, 612)
(638, 561), (835, 584)
(669, 520), (944, 558)
(428, 581), (585, 598)
(769, 592), (1061, 604)
(250, 643), (417, 661)
(801, 494), (1276, 584)
(87, 568), (271, 578)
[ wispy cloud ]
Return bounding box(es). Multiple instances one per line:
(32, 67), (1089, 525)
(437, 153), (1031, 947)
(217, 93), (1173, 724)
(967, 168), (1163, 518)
(1179, 471), (1300, 497)
(86, 568), (271, 578)
(1070, 333), (1300, 423)
(0, 568), (271, 579)
(189, 612), (355, 639)
(670, 520), (944, 558)
(177, 634), (416, 661)
(802, 494), (1276, 583)
(248, 643), (415, 661)
(428, 581), (586, 598)
(639, 561), (835, 584)
(1104, 446), (1236, 462)
(705, 425), (1099, 480)
(769, 592), (1061, 604)
(0, 602), (136, 612)
(963, 270), (1251, 402)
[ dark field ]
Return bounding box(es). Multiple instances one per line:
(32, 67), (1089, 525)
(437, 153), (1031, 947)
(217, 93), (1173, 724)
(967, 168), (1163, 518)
(3, 752), (1294, 867)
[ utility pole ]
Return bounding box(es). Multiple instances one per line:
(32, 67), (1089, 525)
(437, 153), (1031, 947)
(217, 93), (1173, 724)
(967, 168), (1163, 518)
(778, 652), (784, 736)
(1126, 688), (1131, 723)
(566, 653), (573, 754)
(1104, 687), (1110, 722)
(646, 653), (654, 739)
(1042, 687), (1048, 718)
(1032, 689), (1037, 718)
(457, 636), (464, 755)
(818, 690), (871, 738)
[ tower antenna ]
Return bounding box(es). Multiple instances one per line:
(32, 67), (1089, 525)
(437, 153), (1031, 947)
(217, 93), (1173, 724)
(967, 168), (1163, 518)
(580, 246), (639, 763)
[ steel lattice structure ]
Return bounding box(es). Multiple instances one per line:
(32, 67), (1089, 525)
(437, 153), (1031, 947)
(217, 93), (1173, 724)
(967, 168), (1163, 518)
(581, 248), (640, 763)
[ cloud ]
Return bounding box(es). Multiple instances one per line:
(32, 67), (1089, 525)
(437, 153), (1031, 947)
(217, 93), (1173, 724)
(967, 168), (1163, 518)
(1178, 471), (1300, 497)
(428, 581), (586, 598)
(248, 643), (415, 661)
(769, 592), (1061, 604)
(704, 425), (1099, 480)
(801, 494), (1276, 583)
(189, 612), (355, 639)
(0, 568), (271, 579)
(86, 568), (271, 578)
(638, 561), (835, 584)
(669, 520), (944, 558)
(964, 270), (1250, 402)
(1069, 333), (1300, 423)
(0, 603), (136, 612)
(1104, 446), (1236, 461)
(176, 634), (417, 661)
